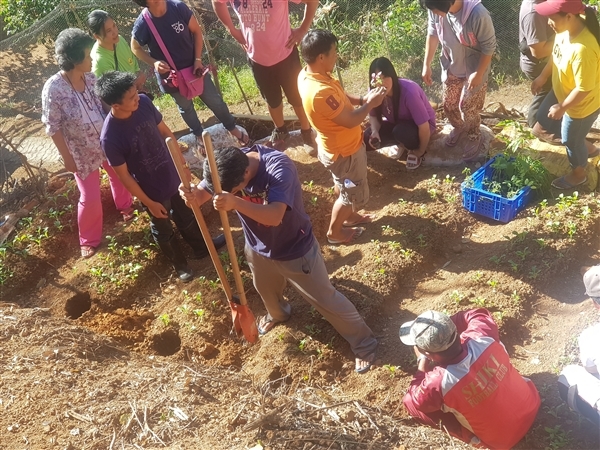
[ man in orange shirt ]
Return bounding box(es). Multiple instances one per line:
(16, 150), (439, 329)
(298, 29), (386, 244)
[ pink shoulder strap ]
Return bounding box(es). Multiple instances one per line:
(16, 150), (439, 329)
(142, 8), (177, 70)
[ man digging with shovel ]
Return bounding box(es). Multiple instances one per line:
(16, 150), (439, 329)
(180, 144), (378, 373)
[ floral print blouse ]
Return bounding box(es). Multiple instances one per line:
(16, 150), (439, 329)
(41, 72), (106, 180)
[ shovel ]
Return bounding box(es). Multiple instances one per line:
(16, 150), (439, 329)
(202, 131), (259, 343)
(165, 137), (257, 343)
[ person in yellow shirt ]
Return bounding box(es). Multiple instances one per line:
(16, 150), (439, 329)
(532, 0), (600, 189)
(298, 29), (386, 244)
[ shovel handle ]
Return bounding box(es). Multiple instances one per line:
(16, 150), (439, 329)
(165, 137), (233, 300)
(202, 131), (249, 306)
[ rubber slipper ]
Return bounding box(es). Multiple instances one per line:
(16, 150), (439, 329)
(588, 148), (600, 158)
(232, 127), (250, 146)
(445, 128), (464, 147)
(257, 315), (278, 336)
(327, 227), (364, 245)
(462, 136), (483, 161)
(551, 176), (587, 190)
(406, 153), (424, 170)
(81, 245), (96, 259)
(257, 311), (290, 336)
(343, 214), (375, 227)
(121, 206), (135, 222)
(355, 343), (378, 374)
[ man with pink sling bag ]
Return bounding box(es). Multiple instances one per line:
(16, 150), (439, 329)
(131, 0), (248, 150)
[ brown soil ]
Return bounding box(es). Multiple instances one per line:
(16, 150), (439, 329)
(2, 135), (600, 449)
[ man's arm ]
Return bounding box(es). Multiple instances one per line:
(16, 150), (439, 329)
(451, 308), (499, 341)
(331, 87), (386, 129)
(131, 37), (171, 74)
(285, 0), (319, 48)
(529, 40), (553, 59)
(422, 34), (439, 86)
(112, 163), (168, 218)
(214, 194), (288, 226)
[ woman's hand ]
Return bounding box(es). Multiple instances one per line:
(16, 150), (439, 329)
(369, 129), (381, 147)
(467, 71), (483, 90)
(153, 60), (170, 75)
(548, 103), (566, 120)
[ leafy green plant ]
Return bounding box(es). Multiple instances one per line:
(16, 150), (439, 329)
(298, 339), (308, 352)
(472, 153), (551, 199)
(449, 290), (465, 304)
(529, 266), (541, 280)
(193, 309), (205, 321)
(471, 297), (486, 307)
(508, 260), (519, 272)
(305, 324), (320, 336)
(487, 279), (499, 290)
(159, 314), (170, 327)
(383, 364), (397, 378)
(544, 425), (571, 450)
(516, 247), (530, 261)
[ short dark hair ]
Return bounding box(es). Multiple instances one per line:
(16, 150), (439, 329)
(132, 0), (147, 7)
(87, 10), (111, 37)
(300, 29), (338, 64)
(419, 0), (455, 13)
(95, 71), (137, 105)
(54, 28), (95, 72)
(423, 333), (462, 362)
(202, 147), (249, 193)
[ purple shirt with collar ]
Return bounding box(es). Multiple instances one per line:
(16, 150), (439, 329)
(201, 145), (314, 261)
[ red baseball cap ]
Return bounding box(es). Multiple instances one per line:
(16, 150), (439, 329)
(535, 0), (586, 16)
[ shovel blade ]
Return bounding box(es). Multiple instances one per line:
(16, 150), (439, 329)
(231, 302), (258, 343)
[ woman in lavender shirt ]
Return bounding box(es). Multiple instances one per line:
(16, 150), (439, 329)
(365, 57), (436, 170)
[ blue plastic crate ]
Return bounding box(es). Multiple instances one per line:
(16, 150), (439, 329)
(461, 155), (535, 223)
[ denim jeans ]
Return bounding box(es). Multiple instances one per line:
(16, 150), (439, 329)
(169, 74), (236, 136)
(536, 90), (600, 169)
(146, 193), (207, 255)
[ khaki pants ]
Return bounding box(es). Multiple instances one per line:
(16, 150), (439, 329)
(244, 238), (377, 358)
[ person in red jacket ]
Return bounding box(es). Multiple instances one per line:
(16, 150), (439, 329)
(400, 309), (540, 449)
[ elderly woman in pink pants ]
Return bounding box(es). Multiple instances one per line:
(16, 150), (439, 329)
(42, 28), (133, 258)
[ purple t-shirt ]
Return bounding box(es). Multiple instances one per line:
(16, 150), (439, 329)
(371, 78), (436, 133)
(201, 145), (314, 261)
(132, 0), (195, 71)
(101, 95), (180, 203)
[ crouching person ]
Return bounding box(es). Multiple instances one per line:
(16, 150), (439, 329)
(558, 265), (600, 426)
(96, 71), (225, 282)
(180, 144), (378, 372)
(400, 308), (540, 448)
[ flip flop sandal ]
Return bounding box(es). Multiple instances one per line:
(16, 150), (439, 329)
(445, 128), (464, 147)
(121, 206), (136, 222)
(551, 176), (587, 190)
(81, 245), (96, 259)
(355, 343), (378, 374)
(257, 311), (290, 336)
(233, 127), (250, 146)
(588, 148), (600, 158)
(327, 227), (365, 245)
(343, 213), (376, 227)
(406, 153), (424, 170)
(462, 136), (483, 161)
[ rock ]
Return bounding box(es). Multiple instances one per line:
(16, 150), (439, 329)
(452, 244), (463, 254)
(16, 114), (24, 120)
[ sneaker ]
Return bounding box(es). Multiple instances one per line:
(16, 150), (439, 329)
(174, 262), (194, 283)
(269, 127), (290, 150)
(301, 128), (317, 157)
